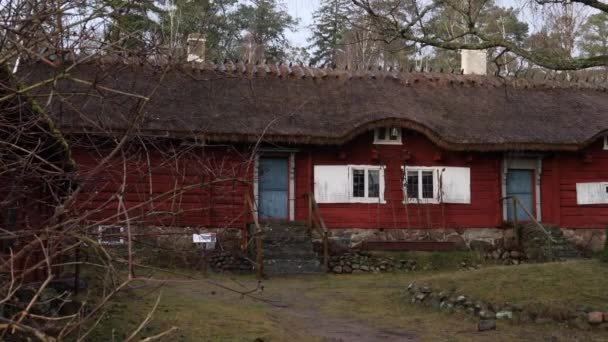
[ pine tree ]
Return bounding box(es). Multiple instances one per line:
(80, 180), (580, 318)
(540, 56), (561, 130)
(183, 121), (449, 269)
(105, 0), (163, 51)
(308, 0), (352, 67)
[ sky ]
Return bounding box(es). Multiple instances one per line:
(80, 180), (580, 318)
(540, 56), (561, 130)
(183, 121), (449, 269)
(282, 0), (596, 50)
(284, 0), (320, 48)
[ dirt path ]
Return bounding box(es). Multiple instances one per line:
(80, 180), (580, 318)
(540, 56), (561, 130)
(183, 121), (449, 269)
(256, 278), (418, 342)
(274, 305), (417, 342)
(176, 276), (418, 341)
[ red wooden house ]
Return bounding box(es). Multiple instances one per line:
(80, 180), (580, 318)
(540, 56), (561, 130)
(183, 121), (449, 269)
(1, 66), (73, 281)
(19, 51), (608, 253)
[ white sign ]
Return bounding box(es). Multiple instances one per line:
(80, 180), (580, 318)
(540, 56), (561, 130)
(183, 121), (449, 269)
(192, 233), (216, 243)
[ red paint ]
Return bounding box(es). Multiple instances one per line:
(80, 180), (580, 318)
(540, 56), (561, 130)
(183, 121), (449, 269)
(70, 145), (252, 229)
(294, 131), (503, 229)
(541, 138), (608, 228)
(66, 130), (608, 231)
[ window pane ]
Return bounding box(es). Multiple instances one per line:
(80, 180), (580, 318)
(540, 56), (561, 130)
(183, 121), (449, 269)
(422, 171), (434, 199)
(353, 169), (365, 197)
(376, 127), (386, 140)
(389, 127), (399, 140)
(368, 170), (380, 198)
(406, 171), (419, 199)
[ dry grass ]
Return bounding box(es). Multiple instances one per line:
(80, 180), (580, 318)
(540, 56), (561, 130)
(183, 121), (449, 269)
(419, 260), (608, 313)
(85, 260), (608, 341)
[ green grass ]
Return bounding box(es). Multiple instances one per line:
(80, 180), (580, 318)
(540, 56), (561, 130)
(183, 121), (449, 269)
(82, 260), (608, 341)
(419, 260), (608, 313)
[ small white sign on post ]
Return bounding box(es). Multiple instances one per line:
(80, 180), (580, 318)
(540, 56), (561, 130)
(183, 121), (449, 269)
(192, 233), (216, 250)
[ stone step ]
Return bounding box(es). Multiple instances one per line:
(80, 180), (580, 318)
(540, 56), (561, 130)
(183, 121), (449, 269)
(264, 249), (319, 260)
(263, 259), (324, 275)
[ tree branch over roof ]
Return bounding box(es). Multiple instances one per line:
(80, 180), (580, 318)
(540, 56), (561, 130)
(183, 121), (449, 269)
(352, 0), (608, 70)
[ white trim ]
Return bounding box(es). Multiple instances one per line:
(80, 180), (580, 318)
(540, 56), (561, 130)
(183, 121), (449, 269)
(289, 153), (295, 221)
(347, 165), (386, 203)
(501, 156), (543, 221)
(253, 155), (259, 219)
(373, 127), (402, 145)
(402, 166), (440, 204)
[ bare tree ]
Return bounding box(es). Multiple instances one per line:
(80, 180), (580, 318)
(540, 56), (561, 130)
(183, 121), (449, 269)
(352, 0), (608, 70)
(0, 1), (273, 340)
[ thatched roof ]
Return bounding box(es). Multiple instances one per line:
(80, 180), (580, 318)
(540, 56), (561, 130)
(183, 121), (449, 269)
(18, 60), (608, 151)
(1, 66), (74, 172)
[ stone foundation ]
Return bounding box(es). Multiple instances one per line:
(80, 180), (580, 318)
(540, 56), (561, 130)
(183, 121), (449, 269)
(323, 228), (504, 252)
(320, 227), (606, 254)
(561, 228), (606, 253)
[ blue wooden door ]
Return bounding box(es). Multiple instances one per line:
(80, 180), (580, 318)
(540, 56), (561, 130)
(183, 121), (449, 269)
(258, 158), (288, 220)
(506, 169), (534, 221)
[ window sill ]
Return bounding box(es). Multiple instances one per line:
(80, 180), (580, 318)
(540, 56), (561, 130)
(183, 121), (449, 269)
(350, 198), (386, 204)
(373, 140), (402, 145)
(403, 199), (440, 205)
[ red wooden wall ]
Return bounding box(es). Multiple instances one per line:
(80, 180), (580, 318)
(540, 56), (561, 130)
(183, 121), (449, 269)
(541, 138), (608, 228)
(71, 144), (253, 229)
(294, 131), (504, 229)
(67, 133), (608, 231)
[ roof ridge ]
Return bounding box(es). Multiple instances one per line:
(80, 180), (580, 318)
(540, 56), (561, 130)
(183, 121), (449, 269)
(23, 55), (608, 91)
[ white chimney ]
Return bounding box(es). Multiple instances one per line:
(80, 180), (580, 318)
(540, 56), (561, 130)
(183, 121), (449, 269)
(187, 33), (206, 63)
(461, 49), (487, 75)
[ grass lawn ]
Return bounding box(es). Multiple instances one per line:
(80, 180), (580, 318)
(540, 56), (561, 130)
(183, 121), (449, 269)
(85, 259), (608, 341)
(419, 260), (608, 318)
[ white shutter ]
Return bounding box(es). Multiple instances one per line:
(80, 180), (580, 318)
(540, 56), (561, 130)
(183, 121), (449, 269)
(576, 182), (608, 205)
(314, 165), (350, 203)
(439, 167), (471, 204)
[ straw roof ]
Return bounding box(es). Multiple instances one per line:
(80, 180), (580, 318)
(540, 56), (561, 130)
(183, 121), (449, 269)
(19, 59), (608, 151)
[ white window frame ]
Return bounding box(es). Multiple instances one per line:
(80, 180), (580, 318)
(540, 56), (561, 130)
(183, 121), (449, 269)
(348, 165), (386, 203)
(97, 225), (125, 245)
(373, 126), (402, 145)
(403, 167), (440, 204)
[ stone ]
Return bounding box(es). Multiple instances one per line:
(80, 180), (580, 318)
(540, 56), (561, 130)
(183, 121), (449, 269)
(414, 293), (427, 302)
(455, 295), (466, 304)
(598, 323), (608, 331)
(352, 264), (360, 270)
(446, 234), (467, 250)
(588, 234), (605, 252)
(478, 319), (496, 331)
(469, 240), (493, 252)
(420, 286), (432, 294)
(588, 311), (604, 324)
(496, 311), (513, 320)
(604, 312), (608, 322)
(572, 316), (592, 331)
(342, 265), (352, 273)
(361, 265), (370, 271)
(479, 310), (496, 319)
(332, 266), (343, 274)
(428, 297), (441, 309)
(510, 251), (520, 258)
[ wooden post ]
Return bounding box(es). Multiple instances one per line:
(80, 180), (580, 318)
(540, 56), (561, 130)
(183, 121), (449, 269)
(308, 193), (313, 233)
(245, 194), (263, 279)
(512, 197), (519, 247)
(255, 230), (263, 279)
(73, 246), (80, 295)
(323, 232), (329, 271)
(202, 243), (208, 278)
